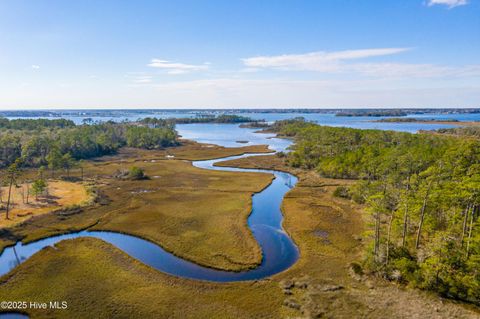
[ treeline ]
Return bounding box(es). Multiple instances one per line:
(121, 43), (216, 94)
(138, 115), (257, 127)
(436, 126), (480, 138)
(0, 118), (75, 130)
(125, 126), (178, 149)
(335, 110), (408, 117)
(375, 118), (459, 123)
(173, 114), (256, 124)
(273, 119), (480, 304)
(135, 117), (175, 128)
(274, 119), (449, 179)
(0, 120), (178, 169)
(163, 114), (257, 124)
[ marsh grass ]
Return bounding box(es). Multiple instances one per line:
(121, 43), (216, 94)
(1, 152), (478, 318)
(0, 143), (274, 270)
(0, 238), (284, 319)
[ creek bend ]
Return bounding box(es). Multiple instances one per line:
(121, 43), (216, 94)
(0, 153), (298, 282)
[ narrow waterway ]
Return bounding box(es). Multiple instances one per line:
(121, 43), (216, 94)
(0, 153), (298, 282)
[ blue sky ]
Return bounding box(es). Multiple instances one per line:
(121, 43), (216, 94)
(0, 0), (479, 109)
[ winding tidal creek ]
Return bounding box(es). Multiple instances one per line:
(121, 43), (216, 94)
(0, 153), (299, 282)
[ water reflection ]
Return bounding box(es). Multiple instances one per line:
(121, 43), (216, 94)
(0, 153), (299, 282)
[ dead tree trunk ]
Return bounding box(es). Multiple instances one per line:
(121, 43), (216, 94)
(402, 181), (411, 247)
(5, 177), (14, 220)
(461, 204), (471, 246)
(374, 210), (380, 258)
(386, 210), (395, 265)
(466, 205), (476, 258)
(415, 182), (432, 250)
(402, 201), (409, 247)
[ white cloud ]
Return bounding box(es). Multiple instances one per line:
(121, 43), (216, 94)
(243, 48), (410, 72)
(124, 72), (153, 84)
(427, 0), (468, 8)
(166, 69), (189, 75)
(351, 63), (480, 78)
(31, 65), (40, 70)
(242, 48), (409, 73)
(143, 77), (480, 108)
(242, 48), (480, 78)
(148, 59), (209, 74)
(1, 76), (478, 108)
(133, 76), (152, 83)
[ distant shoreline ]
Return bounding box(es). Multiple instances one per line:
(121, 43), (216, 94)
(372, 118), (480, 126)
(1, 108), (480, 118)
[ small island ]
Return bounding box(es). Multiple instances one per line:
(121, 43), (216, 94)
(373, 117), (459, 123)
(139, 114), (262, 126)
(372, 117), (480, 126)
(335, 109), (408, 117)
(239, 121), (270, 129)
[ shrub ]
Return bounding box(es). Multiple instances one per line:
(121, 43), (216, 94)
(128, 166), (146, 180)
(333, 186), (350, 199)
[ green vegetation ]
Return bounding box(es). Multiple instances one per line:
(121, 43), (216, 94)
(0, 180), (90, 229)
(335, 110), (407, 117)
(216, 154), (478, 318)
(0, 119), (178, 168)
(172, 114), (257, 124)
(31, 179), (47, 200)
(128, 166), (146, 180)
(0, 117), (75, 130)
(89, 157), (271, 271)
(437, 126), (480, 138)
(116, 140), (273, 161)
(374, 117), (459, 123)
(0, 118), (178, 225)
(139, 114), (257, 126)
(5, 158), (22, 219)
(0, 238), (283, 319)
(333, 186), (351, 199)
(61, 153), (76, 177)
(1, 147), (477, 318)
(239, 121), (270, 129)
(0, 143), (273, 270)
(1, 118), (478, 317)
(134, 117), (175, 128)
(273, 119), (480, 304)
(126, 126), (178, 149)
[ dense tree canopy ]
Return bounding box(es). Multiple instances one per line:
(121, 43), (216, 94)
(335, 110), (407, 117)
(126, 126), (178, 149)
(274, 119), (480, 304)
(436, 126), (480, 138)
(0, 119), (178, 169)
(0, 118), (75, 130)
(165, 114), (257, 124)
